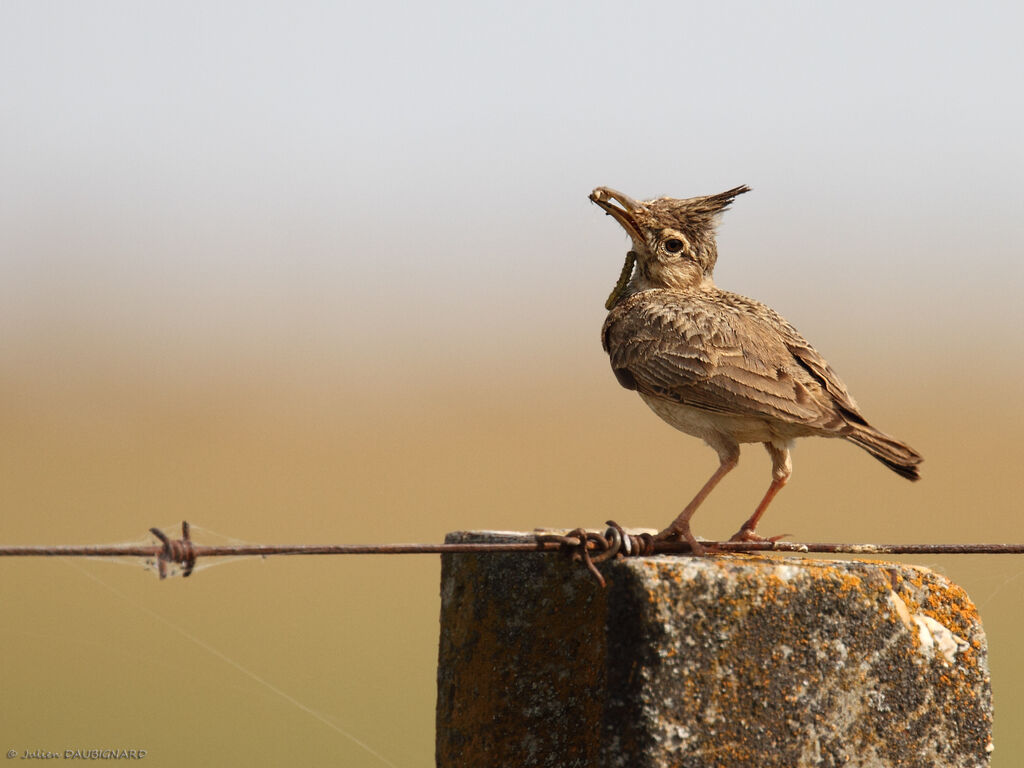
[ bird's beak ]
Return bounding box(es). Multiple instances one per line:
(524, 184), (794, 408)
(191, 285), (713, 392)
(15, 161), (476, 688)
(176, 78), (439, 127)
(591, 187), (644, 310)
(589, 187), (644, 243)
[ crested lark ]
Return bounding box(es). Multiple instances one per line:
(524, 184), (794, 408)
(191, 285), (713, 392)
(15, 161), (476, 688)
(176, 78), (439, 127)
(591, 185), (922, 553)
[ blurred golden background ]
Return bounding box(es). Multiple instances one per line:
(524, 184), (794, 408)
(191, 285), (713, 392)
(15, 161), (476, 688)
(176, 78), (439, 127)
(2, 2), (1022, 766)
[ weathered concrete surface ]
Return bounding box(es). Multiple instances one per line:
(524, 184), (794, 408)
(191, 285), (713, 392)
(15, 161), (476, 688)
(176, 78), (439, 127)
(436, 531), (992, 768)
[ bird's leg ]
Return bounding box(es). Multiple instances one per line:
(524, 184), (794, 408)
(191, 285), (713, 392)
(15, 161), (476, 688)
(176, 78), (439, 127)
(730, 442), (792, 542)
(656, 443), (739, 554)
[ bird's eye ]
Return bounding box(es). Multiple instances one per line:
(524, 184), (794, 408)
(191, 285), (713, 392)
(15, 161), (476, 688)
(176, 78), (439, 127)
(664, 238), (684, 254)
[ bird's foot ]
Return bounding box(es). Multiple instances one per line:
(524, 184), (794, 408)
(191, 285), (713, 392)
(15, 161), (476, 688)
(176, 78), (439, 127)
(654, 525), (708, 556)
(728, 527), (790, 544)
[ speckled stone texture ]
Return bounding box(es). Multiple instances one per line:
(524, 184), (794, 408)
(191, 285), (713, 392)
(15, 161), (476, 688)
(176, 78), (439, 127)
(436, 531), (992, 768)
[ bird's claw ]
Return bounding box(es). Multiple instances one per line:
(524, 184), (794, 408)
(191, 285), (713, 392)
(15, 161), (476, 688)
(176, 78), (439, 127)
(654, 526), (708, 555)
(728, 528), (790, 544)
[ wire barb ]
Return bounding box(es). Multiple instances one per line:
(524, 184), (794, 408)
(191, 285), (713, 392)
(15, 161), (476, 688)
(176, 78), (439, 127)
(150, 522), (196, 579)
(535, 522), (657, 585)
(536, 528), (610, 586)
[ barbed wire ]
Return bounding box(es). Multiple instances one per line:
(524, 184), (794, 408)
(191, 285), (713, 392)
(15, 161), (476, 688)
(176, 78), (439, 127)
(2, 521), (1023, 584)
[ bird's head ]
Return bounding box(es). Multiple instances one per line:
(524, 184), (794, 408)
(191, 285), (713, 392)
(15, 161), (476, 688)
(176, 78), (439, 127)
(590, 185), (750, 308)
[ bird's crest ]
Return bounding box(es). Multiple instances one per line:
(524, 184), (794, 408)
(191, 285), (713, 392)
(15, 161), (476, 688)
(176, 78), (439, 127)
(644, 185), (751, 230)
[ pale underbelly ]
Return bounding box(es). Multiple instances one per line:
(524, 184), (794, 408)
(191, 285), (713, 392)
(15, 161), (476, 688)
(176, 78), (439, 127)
(639, 393), (808, 445)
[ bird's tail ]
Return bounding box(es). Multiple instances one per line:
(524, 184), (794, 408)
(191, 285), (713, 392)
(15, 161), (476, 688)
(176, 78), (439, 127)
(846, 425), (922, 481)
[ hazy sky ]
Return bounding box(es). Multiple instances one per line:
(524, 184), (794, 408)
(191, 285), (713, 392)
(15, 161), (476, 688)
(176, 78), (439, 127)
(2, 1), (1022, 377)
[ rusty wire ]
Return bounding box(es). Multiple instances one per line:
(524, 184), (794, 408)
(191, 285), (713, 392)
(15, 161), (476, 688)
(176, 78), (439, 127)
(1, 520), (1024, 581)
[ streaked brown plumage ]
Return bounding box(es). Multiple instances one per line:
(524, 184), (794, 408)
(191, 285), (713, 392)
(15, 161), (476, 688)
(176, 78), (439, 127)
(591, 185), (922, 553)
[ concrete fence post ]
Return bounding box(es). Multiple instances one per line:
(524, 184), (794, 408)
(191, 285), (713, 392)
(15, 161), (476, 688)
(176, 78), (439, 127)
(436, 531), (992, 768)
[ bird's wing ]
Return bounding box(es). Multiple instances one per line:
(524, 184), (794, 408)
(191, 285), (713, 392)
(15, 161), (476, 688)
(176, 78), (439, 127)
(782, 334), (868, 426)
(602, 290), (850, 430)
